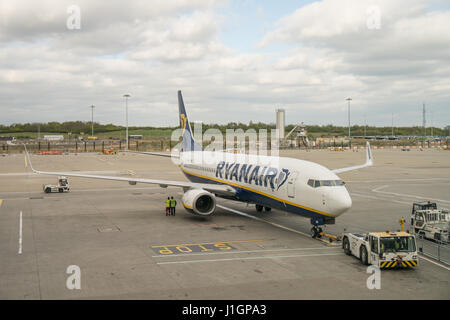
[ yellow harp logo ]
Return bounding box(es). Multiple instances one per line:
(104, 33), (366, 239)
(180, 114), (187, 136)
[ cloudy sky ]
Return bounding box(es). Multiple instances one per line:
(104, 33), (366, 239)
(1, 0), (449, 128)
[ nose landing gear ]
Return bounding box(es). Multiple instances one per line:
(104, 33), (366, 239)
(310, 218), (342, 244)
(311, 226), (323, 239)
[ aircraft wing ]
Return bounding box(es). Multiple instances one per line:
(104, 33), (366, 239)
(332, 142), (373, 174)
(124, 150), (178, 158)
(24, 146), (235, 196)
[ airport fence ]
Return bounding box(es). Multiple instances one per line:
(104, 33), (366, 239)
(416, 234), (450, 265)
(1, 138), (449, 154)
(0, 140), (174, 154)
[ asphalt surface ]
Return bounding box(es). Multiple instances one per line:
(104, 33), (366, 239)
(0, 149), (449, 299)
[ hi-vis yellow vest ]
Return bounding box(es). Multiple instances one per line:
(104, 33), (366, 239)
(170, 199), (176, 207)
(166, 199), (171, 208)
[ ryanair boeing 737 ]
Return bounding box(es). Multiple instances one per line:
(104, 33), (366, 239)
(24, 91), (373, 237)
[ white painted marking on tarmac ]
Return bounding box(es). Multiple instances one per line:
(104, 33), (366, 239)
(0, 186), (164, 197)
(217, 204), (311, 238)
(419, 255), (450, 271)
(350, 193), (380, 200)
(372, 185), (450, 204)
(18, 211), (22, 254)
(157, 252), (343, 265)
(351, 192), (412, 205)
(152, 246), (339, 258)
(346, 178), (450, 183)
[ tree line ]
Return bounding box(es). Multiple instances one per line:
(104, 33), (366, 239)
(0, 121), (447, 137)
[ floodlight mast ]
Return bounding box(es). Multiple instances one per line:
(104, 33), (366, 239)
(123, 94), (131, 150)
(90, 105), (95, 136)
(346, 98), (352, 139)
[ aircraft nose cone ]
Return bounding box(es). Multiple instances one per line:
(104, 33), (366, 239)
(330, 189), (352, 215)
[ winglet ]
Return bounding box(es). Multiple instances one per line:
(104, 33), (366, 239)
(332, 141), (374, 174)
(24, 145), (37, 173)
(365, 141), (373, 166)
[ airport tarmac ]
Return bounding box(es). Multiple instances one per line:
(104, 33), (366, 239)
(0, 149), (449, 299)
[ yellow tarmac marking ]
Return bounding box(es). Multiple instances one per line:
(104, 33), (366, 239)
(151, 238), (270, 248)
(24, 155), (28, 168)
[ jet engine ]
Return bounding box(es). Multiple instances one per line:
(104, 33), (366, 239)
(182, 189), (216, 216)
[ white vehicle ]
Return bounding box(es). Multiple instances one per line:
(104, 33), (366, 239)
(43, 135), (64, 141)
(411, 201), (449, 243)
(342, 231), (418, 269)
(43, 176), (70, 193)
(24, 91), (373, 235)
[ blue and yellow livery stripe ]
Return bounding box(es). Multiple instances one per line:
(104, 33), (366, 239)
(181, 167), (336, 218)
(182, 202), (193, 210)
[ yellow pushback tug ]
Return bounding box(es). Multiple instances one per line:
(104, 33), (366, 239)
(342, 219), (418, 269)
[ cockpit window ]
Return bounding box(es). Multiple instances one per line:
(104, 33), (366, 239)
(308, 179), (345, 188)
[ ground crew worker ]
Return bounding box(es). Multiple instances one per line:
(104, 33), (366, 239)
(165, 197), (170, 216)
(170, 196), (177, 216)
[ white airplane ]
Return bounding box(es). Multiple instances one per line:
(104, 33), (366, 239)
(24, 91), (373, 237)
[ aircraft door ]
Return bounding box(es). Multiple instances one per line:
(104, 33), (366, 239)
(287, 172), (298, 198)
(415, 212), (424, 228)
(369, 235), (379, 266)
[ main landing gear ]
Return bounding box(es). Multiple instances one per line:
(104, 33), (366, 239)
(255, 205), (271, 212)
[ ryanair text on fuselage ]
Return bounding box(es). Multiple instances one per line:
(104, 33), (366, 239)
(215, 161), (290, 191)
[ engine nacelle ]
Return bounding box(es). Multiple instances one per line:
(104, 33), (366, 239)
(182, 189), (216, 216)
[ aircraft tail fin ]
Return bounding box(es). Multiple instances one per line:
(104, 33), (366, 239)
(178, 90), (202, 152)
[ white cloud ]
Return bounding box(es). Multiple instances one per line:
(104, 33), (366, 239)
(0, 0), (448, 128)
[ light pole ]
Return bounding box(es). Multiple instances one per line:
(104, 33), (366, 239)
(346, 98), (352, 140)
(90, 105), (95, 136)
(364, 114), (367, 138)
(391, 113), (394, 137)
(123, 94), (130, 150)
